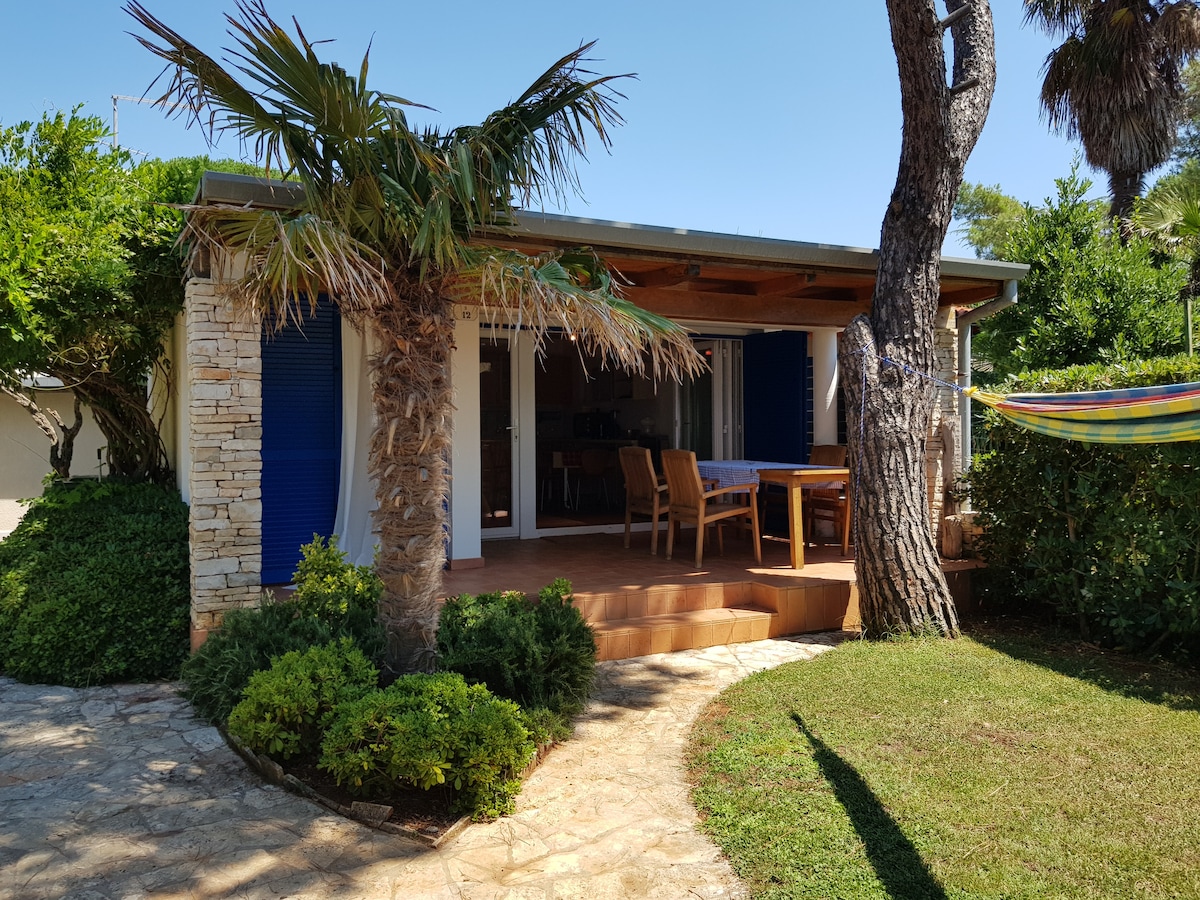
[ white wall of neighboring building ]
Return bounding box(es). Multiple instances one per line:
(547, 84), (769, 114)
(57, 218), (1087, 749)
(1, 388), (107, 496)
(0, 387), (107, 535)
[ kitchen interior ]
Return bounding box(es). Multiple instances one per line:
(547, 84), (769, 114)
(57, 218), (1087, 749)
(531, 334), (676, 529)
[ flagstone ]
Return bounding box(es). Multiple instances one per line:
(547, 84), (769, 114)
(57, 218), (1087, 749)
(0, 634), (835, 898)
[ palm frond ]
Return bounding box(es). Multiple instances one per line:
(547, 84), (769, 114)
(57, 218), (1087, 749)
(1024, 0), (1091, 37)
(1136, 179), (1200, 242)
(180, 203), (393, 326)
(453, 247), (704, 383)
(126, 1), (293, 173)
(1158, 2), (1200, 58)
(1036, 2), (1192, 176)
(438, 43), (632, 218)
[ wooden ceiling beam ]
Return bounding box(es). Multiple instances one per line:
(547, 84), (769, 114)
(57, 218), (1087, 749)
(623, 264), (690, 288)
(754, 273), (814, 296)
(628, 287), (871, 328)
(680, 278), (756, 296)
(939, 284), (1004, 306)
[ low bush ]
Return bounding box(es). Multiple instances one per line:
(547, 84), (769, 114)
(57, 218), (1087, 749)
(436, 578), (596, 726)
(319, 672), (535, 819)
(969, 354), (1200, 655)
(0, 480), (189, 685)
(181, 537), (385, 724)
(226, 639), (377, 759)
(290, 534), (383, 636)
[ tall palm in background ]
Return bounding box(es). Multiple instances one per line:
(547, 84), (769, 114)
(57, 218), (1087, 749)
(126, 1), (702, 671)
(1025, 0), (1200, 226)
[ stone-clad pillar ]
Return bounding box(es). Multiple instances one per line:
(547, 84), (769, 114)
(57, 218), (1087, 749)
(185, 278), (264, 650)
(926, 308), (960, 538)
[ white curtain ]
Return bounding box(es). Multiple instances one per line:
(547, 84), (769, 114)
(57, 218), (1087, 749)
(333, 320), (379, 567)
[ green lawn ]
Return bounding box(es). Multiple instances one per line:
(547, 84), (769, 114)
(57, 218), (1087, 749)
(686, 626), (1200, 899)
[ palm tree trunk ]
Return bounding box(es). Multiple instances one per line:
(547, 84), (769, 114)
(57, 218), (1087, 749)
(1109, 169), (1145, 238)
(368, 280), (456, 673)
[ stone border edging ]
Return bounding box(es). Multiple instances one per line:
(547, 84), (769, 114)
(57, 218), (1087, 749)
(217, 725), (473, 848)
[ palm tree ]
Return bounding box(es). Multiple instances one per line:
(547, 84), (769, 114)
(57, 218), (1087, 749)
(1136, 171), (1200, 351)
(1025, 0), (1200, 226)
(125, 1), (702, 671)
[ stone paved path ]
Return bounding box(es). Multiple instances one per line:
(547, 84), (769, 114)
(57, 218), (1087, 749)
(0, 635), (836, 899)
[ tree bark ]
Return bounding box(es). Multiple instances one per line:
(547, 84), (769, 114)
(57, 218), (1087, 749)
(839, 0), (995, 638)
(0, 387), (83, 480)
(71, 372), (173, 485)
(368, 277), (457, 673)
(1109, 169), (1145, 239)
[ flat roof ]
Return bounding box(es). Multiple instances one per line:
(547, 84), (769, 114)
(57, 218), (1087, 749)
(197, 171), (1026, 329)
(198, 172), (1025, 280)
(506, 211), (1028, 282)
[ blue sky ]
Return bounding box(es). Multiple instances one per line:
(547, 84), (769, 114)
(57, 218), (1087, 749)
(1, 2), (1118, 257)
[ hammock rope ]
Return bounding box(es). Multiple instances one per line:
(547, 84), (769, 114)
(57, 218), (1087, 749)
(855, 343), (1200, 444)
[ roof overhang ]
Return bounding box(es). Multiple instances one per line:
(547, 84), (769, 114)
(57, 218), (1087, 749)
(196, 172), (1029, 331)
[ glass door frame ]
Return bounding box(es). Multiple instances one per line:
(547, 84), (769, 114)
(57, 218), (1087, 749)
(674, 337), (744, 460)
(479, 328), (522, 540)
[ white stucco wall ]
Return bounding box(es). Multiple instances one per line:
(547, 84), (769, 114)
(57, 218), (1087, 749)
(0, 388), (108, 536)
(1, 388), (108, 497)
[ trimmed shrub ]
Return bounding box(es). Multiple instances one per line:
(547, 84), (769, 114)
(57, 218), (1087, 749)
(969, 354), (1200, 654)
(436, 578), (596, 722)
(181, 602), (340, 724)
(181, 537), (385, 724)
(227, 639), (377, 759)
(0, 480), (189, 685)
(290, 534), (383, 637)
(319, 672), (535, 819)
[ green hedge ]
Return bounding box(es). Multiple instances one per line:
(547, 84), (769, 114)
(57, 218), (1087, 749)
(320, 672), (535, 819)
(0, 480), (190, 685)
(968, 355), (1200, 653)
(436, 578), (596, 729)
(227, 639), (378, 759)
(181, 536), (385, 724)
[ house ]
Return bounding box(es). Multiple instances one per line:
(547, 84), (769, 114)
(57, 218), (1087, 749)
(0, 375), (108, 537)
(171, 172), (1027, 648)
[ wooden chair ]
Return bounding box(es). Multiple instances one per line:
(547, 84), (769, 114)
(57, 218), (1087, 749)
(576, 448), (612, 509)
(803, 444), (851, 555)
(662, 449), (762, 567)
(618, 446), (667, 554)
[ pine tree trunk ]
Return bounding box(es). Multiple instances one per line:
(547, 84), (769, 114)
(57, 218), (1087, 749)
(839, 0), (995, 638)
(368, 279), (456, 673)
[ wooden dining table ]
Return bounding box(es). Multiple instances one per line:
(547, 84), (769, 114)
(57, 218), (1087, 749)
(696, 460), (851, 569)
(757, 466), (850, 568)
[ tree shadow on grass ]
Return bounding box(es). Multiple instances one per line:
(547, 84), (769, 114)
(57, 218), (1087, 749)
(966, 620), (1200, 713)
(791, 712), (947, 900)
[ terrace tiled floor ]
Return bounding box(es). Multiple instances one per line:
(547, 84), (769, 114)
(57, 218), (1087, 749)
(444, 529), (857, 599)
(444, 531), (980, 660)
(444, 531), (861, 659)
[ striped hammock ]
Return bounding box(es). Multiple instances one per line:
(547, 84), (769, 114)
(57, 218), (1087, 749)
(966, 382), (1200, 443)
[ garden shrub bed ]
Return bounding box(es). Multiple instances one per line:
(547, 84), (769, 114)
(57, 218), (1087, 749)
(969, 354), (1200, 657)
(0, 480), (189, 685)
(183, 541), (597, 824)
(221, 723), (471, 846)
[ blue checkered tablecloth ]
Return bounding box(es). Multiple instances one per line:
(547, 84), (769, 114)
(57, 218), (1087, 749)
(696, 460), (842, 491)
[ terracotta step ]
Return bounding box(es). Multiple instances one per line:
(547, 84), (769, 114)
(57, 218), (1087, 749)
(592, 606), (776, 661)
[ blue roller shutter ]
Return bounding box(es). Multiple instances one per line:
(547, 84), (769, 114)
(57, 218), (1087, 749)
(743, 331), (809, 462)
(260, 298), (342, 584)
